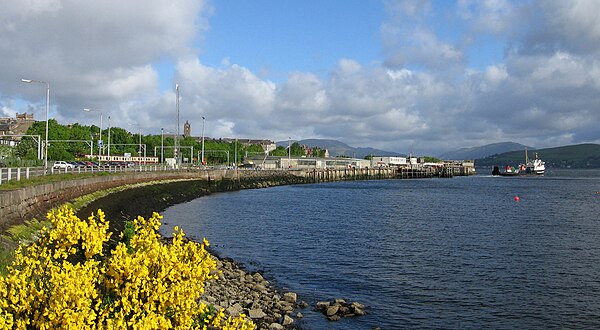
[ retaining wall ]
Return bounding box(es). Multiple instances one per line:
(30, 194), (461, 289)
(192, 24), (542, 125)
(0, 167), (453, 233)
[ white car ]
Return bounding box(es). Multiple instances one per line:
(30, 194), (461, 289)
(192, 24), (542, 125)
(53, 161), (74, 169)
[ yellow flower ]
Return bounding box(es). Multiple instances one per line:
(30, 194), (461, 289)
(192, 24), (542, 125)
(0, 205), (254, 330)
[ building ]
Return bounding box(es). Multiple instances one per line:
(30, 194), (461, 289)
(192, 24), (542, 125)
(183, 120), (191, 137)
(245, 155), (370, 170)
(370, 156), (407, 167)
(0, 113), (36, 146)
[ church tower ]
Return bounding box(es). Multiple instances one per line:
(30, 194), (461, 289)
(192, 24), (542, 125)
(183, 120), (191, 137)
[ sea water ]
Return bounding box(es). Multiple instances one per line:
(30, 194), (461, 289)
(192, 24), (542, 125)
(161, 169), (600, 329)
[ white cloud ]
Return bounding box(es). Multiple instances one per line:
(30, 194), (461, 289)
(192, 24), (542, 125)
(2, 1), (600, 157)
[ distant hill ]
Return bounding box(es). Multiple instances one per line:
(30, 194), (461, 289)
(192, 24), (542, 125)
(276, 139), (403, 159)
(439, 142), (533, 160)
(475, 143), (600, 169)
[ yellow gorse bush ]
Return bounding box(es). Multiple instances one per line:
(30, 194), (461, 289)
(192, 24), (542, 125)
(0, 205), (255, 330)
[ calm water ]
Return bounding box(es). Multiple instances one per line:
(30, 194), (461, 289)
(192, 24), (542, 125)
(161, 169), (600, 329)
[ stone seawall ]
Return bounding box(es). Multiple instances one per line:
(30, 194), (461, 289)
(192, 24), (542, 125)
(0, 166), (450, 233)
(0, 170), (250, 232)
(76, 171), (312, 234)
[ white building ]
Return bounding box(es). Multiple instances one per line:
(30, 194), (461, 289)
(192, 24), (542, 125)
(370, 156), (407, 167)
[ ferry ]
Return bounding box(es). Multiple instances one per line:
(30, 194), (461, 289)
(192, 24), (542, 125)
(524, 151), (545, 175)
(491, 149), (545, 176)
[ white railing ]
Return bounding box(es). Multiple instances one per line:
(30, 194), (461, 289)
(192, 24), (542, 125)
(0, 164), (183, 186)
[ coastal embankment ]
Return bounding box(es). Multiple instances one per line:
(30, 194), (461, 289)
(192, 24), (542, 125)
(0, 166), (461, 232)
(0, 167), (460, 329)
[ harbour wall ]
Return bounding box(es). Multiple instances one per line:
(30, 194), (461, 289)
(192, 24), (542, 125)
(0, 166), (467, 233)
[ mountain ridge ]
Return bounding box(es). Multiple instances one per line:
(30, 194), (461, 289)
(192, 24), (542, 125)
(439, 142), (534, 160)
(275, 139), (403, 159)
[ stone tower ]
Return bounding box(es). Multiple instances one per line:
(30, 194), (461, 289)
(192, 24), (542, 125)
(183, 120), (191, 137)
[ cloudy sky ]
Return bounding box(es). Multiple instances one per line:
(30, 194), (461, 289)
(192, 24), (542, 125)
(1, 0), (599, 156)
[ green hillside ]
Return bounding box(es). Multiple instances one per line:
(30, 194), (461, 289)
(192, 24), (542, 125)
(475, 143), (600, 169)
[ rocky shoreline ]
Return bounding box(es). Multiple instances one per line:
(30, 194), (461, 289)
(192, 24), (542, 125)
(76, 176), (370, 329)
(78, 176), (311, 329)
(204, 255), (305, 329)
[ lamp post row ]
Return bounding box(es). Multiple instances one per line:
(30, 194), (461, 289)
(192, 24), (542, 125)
(20, 80), (212, 167)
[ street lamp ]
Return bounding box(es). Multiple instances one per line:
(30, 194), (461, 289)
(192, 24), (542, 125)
(107, 116), (111, 158)
(288, 137), (291, 168)
(21, 78), (49, 173)
(201, 116), (205, 166)
(128, 123), (141, 168)
(83, 108), (103, 159)
(175, 83), (180, 166)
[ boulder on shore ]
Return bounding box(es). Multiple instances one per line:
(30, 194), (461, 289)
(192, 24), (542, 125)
(315, 299), (367, 321)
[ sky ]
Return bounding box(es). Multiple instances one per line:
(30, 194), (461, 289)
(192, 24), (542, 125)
(1, 0), (600, 156)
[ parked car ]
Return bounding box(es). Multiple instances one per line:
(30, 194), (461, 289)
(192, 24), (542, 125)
(53, 161), (74, 169)
(106, 161), (127, 167)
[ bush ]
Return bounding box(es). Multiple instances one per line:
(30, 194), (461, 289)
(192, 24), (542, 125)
(0, 205), (254, 329)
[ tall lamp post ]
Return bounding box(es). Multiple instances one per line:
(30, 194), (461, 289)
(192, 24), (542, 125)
(175, 83), (180, 166)
(161, 128), (164, 164)
(21, 78), (49, 173)
(83, 108), (103, 159)
(288, 137), (291, 168)
(201, 116), (205, 166)
(107, 116), (111, 158)
(128, 123), (141, 168)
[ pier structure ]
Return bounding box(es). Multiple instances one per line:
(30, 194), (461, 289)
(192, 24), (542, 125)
(294, 165), (460, 183)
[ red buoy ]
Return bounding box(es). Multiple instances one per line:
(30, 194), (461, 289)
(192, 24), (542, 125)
(514, 196), (520, 202)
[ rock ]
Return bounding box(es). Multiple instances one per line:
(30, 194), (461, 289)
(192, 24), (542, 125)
(339, 306), (350, 314)
(226, 303), (243, 316)
(268, 323), (284, 330)
(282, 315), (294, 326)
(351, 301), (366, 310)
(327, 314), (341, 321)
(253, 283), (267, 292)
(283, 292), (297, 304)
(353, 307), (366, 316)
(298, 301), (309, 309)
(248, 308), (266, 319)
(316, 301), (330, 310)
(334, 298), (347, 305)
(326, 305), (340, 316)
(296, 312), (303, 318)
(253, 273), (264, 282)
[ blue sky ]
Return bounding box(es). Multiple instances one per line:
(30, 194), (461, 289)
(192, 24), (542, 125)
(200, 0), (384, 81)
(2, 0), (600, 156)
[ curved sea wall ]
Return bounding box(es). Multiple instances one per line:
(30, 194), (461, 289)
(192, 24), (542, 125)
(0, 166), (418, 234)
(0, 170), (310, 233)
(76, 171), (312, 233)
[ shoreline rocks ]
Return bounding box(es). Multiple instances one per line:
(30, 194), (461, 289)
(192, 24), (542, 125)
(203, 256), (305, 330)
(315, 299), (367, 321)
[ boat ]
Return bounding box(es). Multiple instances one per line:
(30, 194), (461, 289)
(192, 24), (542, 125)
(491, 149), (545, 176)
(524, 150), (545, 175)
(492, 165), (521, 176)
